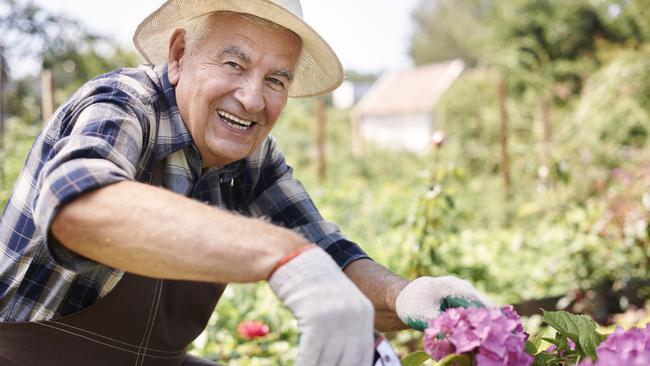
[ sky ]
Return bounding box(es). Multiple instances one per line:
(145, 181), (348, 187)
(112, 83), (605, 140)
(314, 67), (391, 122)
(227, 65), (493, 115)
(28, 0), (421, 77)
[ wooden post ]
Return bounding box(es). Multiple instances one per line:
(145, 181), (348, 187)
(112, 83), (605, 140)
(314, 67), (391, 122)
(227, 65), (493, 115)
(316, 97), (327, 182)
(539, 94), (551, 166)
(350, 109), (364, 157)
(0, 45), (4, 143)
(0, 46), (5, 188)
(498, 77), (511, 204)
(41, 68), (54, 125)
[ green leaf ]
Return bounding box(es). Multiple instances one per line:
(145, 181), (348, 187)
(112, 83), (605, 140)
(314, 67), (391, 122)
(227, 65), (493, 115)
(541, 337), (560, 347)
(401, 352), (473, 366)
(525, 340), (539, 355)
(436, 354), (472, 366)
(542, 310), (604, 359)
(401, 351), (430, 366)
(532, 351), (558, 366)
(563, 351), (581, 365)
(555, 333), (569, 351)
(526, 332), (545, 354)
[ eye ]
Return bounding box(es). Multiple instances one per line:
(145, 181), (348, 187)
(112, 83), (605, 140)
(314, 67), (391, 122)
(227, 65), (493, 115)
(225, 61), (243, 71)
(266, 77), (287, 90)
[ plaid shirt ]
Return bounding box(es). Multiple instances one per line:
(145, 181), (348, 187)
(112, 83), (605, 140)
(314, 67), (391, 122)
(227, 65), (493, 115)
(0, 64), (368, 322)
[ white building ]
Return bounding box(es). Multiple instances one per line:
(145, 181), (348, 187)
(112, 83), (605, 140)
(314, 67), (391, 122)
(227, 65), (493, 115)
(351, 59), (465, 153)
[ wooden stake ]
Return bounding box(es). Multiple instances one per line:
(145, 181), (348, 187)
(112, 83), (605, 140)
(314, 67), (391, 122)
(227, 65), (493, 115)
(498, 77), (511, 203)
(0, 46), (5, 187)
(316, 97), (326, 182)
(41, 68), (54, 125)
(0, 46), (4, 144)
(350, 109), (364, 157)
(539, 94), (551, 165)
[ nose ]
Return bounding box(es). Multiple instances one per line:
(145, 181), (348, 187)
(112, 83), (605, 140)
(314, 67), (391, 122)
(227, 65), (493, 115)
(234, 77), (265, 114)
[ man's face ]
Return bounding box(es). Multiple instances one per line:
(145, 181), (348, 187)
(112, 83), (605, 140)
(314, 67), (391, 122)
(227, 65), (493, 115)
(168, 13), (302, 167)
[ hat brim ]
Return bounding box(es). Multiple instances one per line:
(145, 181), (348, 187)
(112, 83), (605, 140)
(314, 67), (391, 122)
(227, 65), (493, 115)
(133, 0), (343, 98)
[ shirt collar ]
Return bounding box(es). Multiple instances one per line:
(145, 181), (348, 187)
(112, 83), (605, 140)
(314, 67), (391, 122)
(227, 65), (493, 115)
(150, 64), (194, 163)
(153, 64), (247, 180)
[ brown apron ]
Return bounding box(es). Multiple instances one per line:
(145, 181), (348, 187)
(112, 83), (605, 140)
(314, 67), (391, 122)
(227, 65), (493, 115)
(0, 162), (240, 365)
(0, 273), (226, 366)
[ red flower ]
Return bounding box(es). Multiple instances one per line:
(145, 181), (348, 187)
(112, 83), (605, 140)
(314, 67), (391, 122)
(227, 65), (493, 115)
(237, 320), (270, 340)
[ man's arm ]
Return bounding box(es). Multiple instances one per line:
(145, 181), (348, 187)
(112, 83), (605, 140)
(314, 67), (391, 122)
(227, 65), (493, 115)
(51, 180), (308, 283)
(343, 258), (409, 331)
(345, 258), (495, 332)
(53, 179), (376, 364)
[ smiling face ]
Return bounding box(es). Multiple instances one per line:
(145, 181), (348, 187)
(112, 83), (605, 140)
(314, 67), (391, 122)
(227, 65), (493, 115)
(167, 12), (302, 167)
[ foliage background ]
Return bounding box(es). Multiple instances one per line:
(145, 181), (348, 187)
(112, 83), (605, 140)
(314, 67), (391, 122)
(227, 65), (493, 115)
(1, 0), (650, 364)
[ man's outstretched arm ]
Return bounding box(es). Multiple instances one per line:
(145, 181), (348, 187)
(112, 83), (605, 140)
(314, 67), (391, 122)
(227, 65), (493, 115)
(53, 180), (376, 364)
(345, 258), (495, 332)
(51, 180), (308, 283)
(344, 258), (409, 331)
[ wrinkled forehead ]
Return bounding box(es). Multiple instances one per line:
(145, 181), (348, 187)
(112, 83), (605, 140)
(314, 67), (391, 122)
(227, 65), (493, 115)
(197, 12), (301, 67)
(197, 12), (302, 69)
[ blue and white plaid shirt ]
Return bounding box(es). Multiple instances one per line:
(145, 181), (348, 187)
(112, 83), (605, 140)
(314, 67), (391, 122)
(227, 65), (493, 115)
(0, 64), (368, 322)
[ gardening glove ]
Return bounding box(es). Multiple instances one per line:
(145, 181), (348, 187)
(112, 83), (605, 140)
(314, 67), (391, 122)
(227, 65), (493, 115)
(395, 275), (494, 331)
(269, 246), (374, 366)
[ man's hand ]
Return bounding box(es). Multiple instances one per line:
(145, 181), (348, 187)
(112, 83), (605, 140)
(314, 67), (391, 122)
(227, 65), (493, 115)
(395, 276), (494, 331)
(269, 247), (374, 366)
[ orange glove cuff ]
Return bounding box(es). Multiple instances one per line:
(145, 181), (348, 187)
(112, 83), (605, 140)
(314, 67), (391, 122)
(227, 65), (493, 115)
(268, 244), (318, 279)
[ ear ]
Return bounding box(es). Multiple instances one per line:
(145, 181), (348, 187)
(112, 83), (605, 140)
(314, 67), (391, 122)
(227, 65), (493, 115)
(167, 28), (187, 86)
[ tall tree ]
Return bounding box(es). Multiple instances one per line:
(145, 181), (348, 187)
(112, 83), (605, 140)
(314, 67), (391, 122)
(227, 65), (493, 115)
(0, 0), (100, 72)
(0, 0), (140, 122)
(409, 0), (492, 66)
(486, 0), (650, 99)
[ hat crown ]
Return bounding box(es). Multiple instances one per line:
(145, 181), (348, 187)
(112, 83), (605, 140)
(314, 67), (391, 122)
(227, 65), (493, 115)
(272, 0), (303, 18)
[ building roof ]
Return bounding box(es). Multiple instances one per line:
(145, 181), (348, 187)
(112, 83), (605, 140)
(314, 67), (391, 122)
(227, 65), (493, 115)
(353, 59), (465, 118)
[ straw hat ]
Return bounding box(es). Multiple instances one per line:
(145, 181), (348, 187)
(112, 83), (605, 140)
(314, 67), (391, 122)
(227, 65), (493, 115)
(133, 0), (343, 98)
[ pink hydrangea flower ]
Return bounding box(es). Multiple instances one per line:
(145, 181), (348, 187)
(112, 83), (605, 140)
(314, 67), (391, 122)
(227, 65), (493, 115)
(579, 323), (650, 366)
(424, 305), (533, 366)
(424, 337), (455, 360)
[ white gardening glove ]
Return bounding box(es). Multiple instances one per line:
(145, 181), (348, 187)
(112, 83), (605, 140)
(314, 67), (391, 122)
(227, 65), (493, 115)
(269, 247), (374, 366)
(395, 276), (494, 331)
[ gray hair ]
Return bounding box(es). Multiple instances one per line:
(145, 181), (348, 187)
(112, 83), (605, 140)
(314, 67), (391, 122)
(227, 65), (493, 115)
(184, 12), (293, 55)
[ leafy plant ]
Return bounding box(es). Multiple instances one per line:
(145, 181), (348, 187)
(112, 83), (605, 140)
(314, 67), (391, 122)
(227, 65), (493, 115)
(403, 352), (471, 366)
(394, 307), (606, 366)
(399, 308), (650, 366)
(539, 310), (606, 361)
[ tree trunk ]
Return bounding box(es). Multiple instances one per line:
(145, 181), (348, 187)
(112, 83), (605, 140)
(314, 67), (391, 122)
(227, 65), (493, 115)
(498, 77), (511, 204)
(41, 68), (54, 125)
(0, 46), (4, 144)
(316, 97), (327, 182)
(539, 94), (551, 166)
(350, 109), (364, 157)
(0, 46), (4, 187)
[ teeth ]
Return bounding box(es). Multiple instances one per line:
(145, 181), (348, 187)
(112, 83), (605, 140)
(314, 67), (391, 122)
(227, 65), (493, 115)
(225, 121), (248, 131)
(218, 110), (253, 127)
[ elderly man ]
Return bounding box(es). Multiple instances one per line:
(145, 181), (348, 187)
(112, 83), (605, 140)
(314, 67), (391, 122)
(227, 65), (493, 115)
(0, 1), (491, 365)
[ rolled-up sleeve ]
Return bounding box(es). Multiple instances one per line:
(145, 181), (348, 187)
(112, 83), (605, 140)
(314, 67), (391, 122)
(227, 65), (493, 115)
(32, 97), (147, 272)
(249, 137), (370, 269)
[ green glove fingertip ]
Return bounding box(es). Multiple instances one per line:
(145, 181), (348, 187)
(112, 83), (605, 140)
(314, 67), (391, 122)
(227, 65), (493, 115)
(439, 296), (485, 311)
(404, 317), (428, 331)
